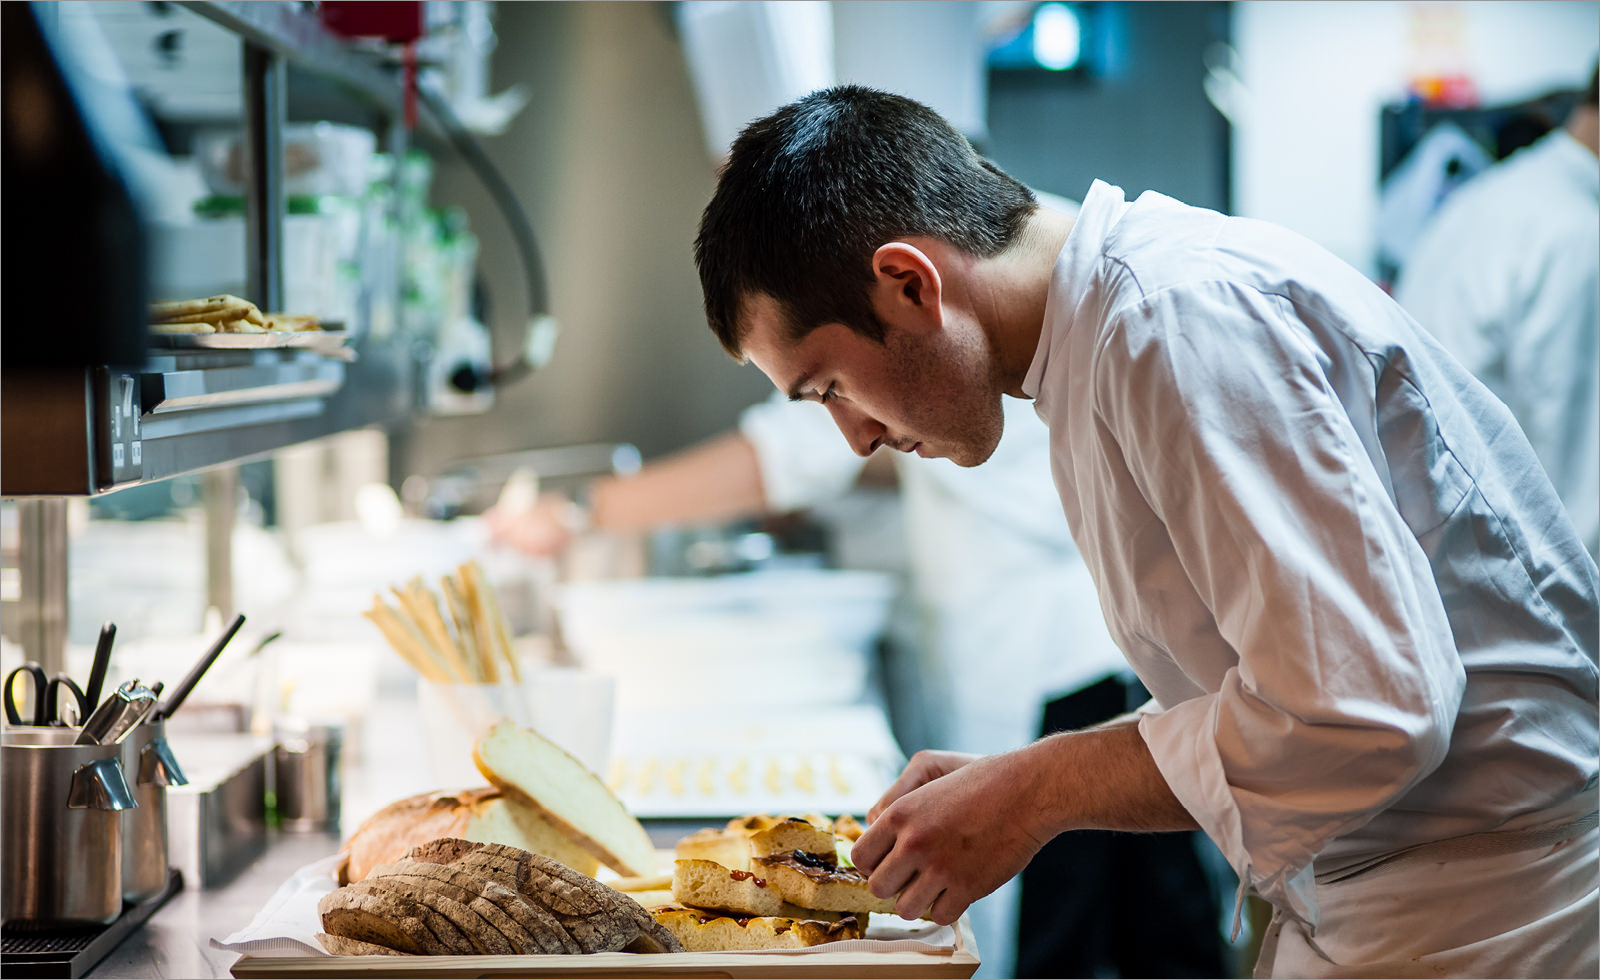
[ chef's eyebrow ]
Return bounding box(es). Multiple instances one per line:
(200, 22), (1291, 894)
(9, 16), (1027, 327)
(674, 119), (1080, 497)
(786, 370), (819, 402)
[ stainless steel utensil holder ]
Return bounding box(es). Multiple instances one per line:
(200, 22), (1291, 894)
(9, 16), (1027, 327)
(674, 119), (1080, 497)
(2, 728), (135, 926)
(118, 718), (186, 903)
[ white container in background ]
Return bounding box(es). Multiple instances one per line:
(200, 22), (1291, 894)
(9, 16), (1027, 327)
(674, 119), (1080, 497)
(416, 666), (616, 787)
(555, 569), (895, 710)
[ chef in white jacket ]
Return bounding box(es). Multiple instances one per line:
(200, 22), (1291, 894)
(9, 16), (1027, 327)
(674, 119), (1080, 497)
(693, 86), (1599, 977)
(488, 357), (1225, 977)
(1396, 68), (1599, 560)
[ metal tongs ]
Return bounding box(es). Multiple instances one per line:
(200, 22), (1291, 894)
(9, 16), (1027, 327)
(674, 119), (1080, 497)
(74, 680), (159, 746)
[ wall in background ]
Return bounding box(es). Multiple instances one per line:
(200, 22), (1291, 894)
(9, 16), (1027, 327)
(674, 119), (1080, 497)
(1232, 0), (1599, 275)
(984, 1), (1232, 213)
(401, 2), (774, 479)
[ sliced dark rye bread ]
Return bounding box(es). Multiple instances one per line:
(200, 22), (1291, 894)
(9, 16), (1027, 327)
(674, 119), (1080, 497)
(404, 837), (640, 953)
(370, 859), (577, 955)
(335, 878), (476, 954)
(316, 932), (414, 956)
(317, 888), (444, 955)
(363, 870), (513, 954)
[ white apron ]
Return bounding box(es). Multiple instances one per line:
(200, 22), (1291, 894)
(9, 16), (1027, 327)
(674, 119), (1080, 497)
(1260, 820), (1599, 978)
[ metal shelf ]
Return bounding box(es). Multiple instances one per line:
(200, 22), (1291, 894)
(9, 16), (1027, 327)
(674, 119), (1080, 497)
(1, 339), (411, 496)
(2, 2), (425, 498)
(175, 1), (408, 119)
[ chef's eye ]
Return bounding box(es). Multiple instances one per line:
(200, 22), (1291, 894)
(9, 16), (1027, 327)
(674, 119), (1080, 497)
(818, 383), (837, 405)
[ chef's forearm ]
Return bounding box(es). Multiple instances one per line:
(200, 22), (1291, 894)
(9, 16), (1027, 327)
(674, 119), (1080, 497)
(589, 432), (767, 532)
(1023, 723), (1199, 835)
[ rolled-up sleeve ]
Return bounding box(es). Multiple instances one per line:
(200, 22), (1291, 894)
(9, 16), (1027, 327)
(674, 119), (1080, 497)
(1098, 281), (1466, 918)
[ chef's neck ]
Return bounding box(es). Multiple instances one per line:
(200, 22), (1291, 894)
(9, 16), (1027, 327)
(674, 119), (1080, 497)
(1567, 103), (1599, 157)
(983, 205), (1076, 398)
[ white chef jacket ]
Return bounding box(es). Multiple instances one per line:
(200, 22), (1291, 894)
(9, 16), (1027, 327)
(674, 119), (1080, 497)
(1396, 129), (1600, 559)
(1023, 182), (1599, 945)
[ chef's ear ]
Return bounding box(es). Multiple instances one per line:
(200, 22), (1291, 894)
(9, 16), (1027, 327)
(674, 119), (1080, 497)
(870, 242), (943, 330)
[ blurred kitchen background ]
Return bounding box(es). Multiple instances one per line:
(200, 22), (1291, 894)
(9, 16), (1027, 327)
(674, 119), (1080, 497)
(1, 2), (1595, 977)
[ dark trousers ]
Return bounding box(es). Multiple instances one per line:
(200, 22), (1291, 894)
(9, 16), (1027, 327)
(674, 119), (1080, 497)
(1015, 675), (1232, 979)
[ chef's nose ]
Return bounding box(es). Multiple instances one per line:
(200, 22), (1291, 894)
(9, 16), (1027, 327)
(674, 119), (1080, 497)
(827, 401), (885, 457)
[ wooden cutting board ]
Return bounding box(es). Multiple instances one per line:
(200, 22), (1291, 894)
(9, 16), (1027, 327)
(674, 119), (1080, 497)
(230, 915), (979, 979)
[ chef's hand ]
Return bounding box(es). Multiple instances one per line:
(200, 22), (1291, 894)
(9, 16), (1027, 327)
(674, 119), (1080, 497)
(853, 749), (1052, 926)
(866, 750), (979, 823)
(484, 492), (584, 557)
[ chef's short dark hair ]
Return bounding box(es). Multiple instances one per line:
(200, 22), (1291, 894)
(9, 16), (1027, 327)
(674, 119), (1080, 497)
(695, 85), (1038, 359)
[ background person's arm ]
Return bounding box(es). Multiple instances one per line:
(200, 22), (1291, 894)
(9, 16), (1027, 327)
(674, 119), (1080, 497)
(485, 430), (767, 555)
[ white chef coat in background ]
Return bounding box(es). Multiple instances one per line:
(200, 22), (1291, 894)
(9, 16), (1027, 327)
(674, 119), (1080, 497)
(739, 363), (1125, 980)
(1396, 129), (1600, 559)
(1025, 180), (1599, 975)
(740, 392), (1125, 756)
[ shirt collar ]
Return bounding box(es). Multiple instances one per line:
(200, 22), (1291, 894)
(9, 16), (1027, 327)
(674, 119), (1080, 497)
(1544, 129), (1600, 203)
(1021, 179), (1132, 403)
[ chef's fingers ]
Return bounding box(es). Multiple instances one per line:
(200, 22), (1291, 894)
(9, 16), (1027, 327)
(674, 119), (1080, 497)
(867, 752), (948, 822)
(926, 887), (968, 927)
(895, 876), (943, 923)
(850, 819), (892, 876)
(863, 839), (918, 900)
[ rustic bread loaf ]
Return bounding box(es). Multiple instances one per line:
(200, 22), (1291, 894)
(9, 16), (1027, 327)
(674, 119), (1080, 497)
(336, 787), (600, 885)
(473, 721), (659, 877)
(650, 906), (865, 952)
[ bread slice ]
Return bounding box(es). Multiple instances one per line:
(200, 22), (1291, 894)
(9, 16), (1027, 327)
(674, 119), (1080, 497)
(369, 857), (579, 955)
(752, 854), (899, 915)
(650, 906), (864, 952)
(336, 879), (476, 954)
(317, 888), (444, 955)
(748, 818), (839, 860)
(675, 826), (754, 870)
(473, 721), (658, 877)
(337, 788), (600, 884)
(439, 841), (641, 953)
(464, 793), (602, 877)
(316, 932), (413, 956)
(364, 865), (527, 954)
(671, 858), (785, 917)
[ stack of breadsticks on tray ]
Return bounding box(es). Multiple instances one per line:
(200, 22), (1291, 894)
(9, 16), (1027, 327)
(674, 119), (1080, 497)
(150, 293), (322, 335)
(363, 562), (519, 685)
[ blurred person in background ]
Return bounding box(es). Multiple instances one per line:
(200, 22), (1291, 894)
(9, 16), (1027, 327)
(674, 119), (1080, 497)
(1397, 65), (1599, 559)
(486, 196), (1233, 974)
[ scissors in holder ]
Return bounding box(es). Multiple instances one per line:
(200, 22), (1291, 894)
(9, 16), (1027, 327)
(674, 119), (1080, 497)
(4, 663), (91, 727)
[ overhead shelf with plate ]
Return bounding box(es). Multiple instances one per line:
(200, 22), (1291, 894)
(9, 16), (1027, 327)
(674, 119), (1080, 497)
(3, 2), (426, 497)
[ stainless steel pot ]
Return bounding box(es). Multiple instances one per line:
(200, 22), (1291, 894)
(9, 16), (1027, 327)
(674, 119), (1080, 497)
(119, 718), (186, 903)
(2, 727), (136, 925)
